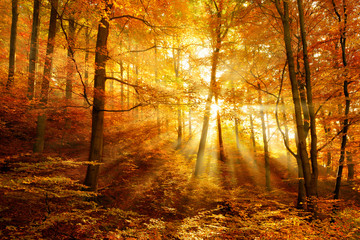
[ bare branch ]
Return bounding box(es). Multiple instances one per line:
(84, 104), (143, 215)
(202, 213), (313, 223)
(98, 103), (145, 112)
(110, 15), (152, 27)
(275, 61), (297, 158)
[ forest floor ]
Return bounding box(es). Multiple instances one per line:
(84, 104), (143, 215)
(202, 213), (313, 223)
(1, 121), (360, 239)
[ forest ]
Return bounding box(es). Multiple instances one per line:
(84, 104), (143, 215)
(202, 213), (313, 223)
(0, 0), (360, 239)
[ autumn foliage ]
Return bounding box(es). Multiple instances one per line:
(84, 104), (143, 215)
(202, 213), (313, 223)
(1, 0), (360, 239)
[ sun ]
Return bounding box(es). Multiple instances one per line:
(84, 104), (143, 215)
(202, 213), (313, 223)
(210, 102), (222, 119)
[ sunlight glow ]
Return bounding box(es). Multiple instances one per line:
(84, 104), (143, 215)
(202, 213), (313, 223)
(210, 100), (224, 119)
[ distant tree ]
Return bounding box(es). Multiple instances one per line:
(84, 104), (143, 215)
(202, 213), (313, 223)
(27, 0), (41, 100)
(333, 0), (350, 200)
(33, 0), (59, 153)
(6, 0), (18, 89)
(258, 83), (270, 191)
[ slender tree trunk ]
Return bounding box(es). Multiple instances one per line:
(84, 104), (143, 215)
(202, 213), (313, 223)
(120, 61), (124, 108)
(296, 155), (306, 208)
(195, 42), (221, 176)
(63, 16), (76, 145)
(334, 80), (350, 199)
(127, 33), (131, 115)
(66, 17), (75, 100)
(28, 0), (40, 100)
(189, 95), (192, 137)
(135, 48), (139, 118)
(33, 0), (58, 153)
(297, 0), (318, 197)
(6, 0), (18, 89)
(127, 64), (130, 111)
(83, 26), (90, 106)
(281, 98), (291, 172)
(334, 0), (350, 200)
(215, 75), (225, 161)
(231, 79), (241, 155)
(299, 84), (310, 135)
(258, 84), (270, 191)
(322, 111), (332, 174)
(182, 109), (186, 138)
(234, 117), (241, 153)
(177, 102), (182, 149)
(216, 100), (225, 161)
(346, 150), (354, 181)
(250, 113), (256, 153)
(154, 40), (161, 134)
(275, 0), (313, 198)
(195, 3), (228, 176)
(173, 40), (182, 149)
(84, 3), (111, 191)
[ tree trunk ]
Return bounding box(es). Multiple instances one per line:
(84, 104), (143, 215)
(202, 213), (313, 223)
(28, 0), (40, 100)
(281, 98), (291, 172)
(84, 3), (111, 192)
(6, 0), (18, 89)
(154, 40), (161, 135)
(84, 26), (90, 106)
(275, 0), (313, 198)
(323, 112), (332, 174)
(134, 49), (139, 118)
(177, 103), (182, 149)
(294, 129), (306, 209)
(120, 61), (124, 108)
(195, 41), (221, 176)
(216, 101), (225, 161)
(297, 0), (318, 197)
(250, 113), (256, 153)
(234, 117), (241, 154)
(334, 0), (350, 200)
(66, 17), (76, 100)
(33, 0), (58, 153)
(189, 95), (192, 137)
(334, 80), (350, 199)
(258, 84), (270, 191)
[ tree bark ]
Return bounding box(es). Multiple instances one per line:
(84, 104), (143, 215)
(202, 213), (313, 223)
(66, 17), (76, 100)
(84, 26), (90, 106)
(189, 94), (192, 137)
(275, 0), (313, 198)
(215, 88), (225, 161)
(195, 38), (221, 176)
(281, 98), (291, 172)
(297, 0), (318, 197)
(334, 0), (350, 200)
(6, 0), (18, 89)
(250, 113), (256, 154)
(346, 150), (354, 181)
(84, 3), (111, 191)
(154, 40), (161, 135)
(258, 84), (270, 191)
(216, 108), (225, 161)
(177, 103), (182, 149)
(28, 0), (40, 100)
(234, 117), (241, 154)
(33, 0), (58, 153)
(120, 60), (124, 108)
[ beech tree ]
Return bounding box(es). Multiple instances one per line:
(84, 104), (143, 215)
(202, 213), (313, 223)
(333, 0), (351, 200)
(274, 0), (318, 207)
(33, 0), (59, 153)
(195, 0), (246, 176)
(6, 0), (18, 89)
(84, 1), (112, 191)
(27, 0), (40, 100)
